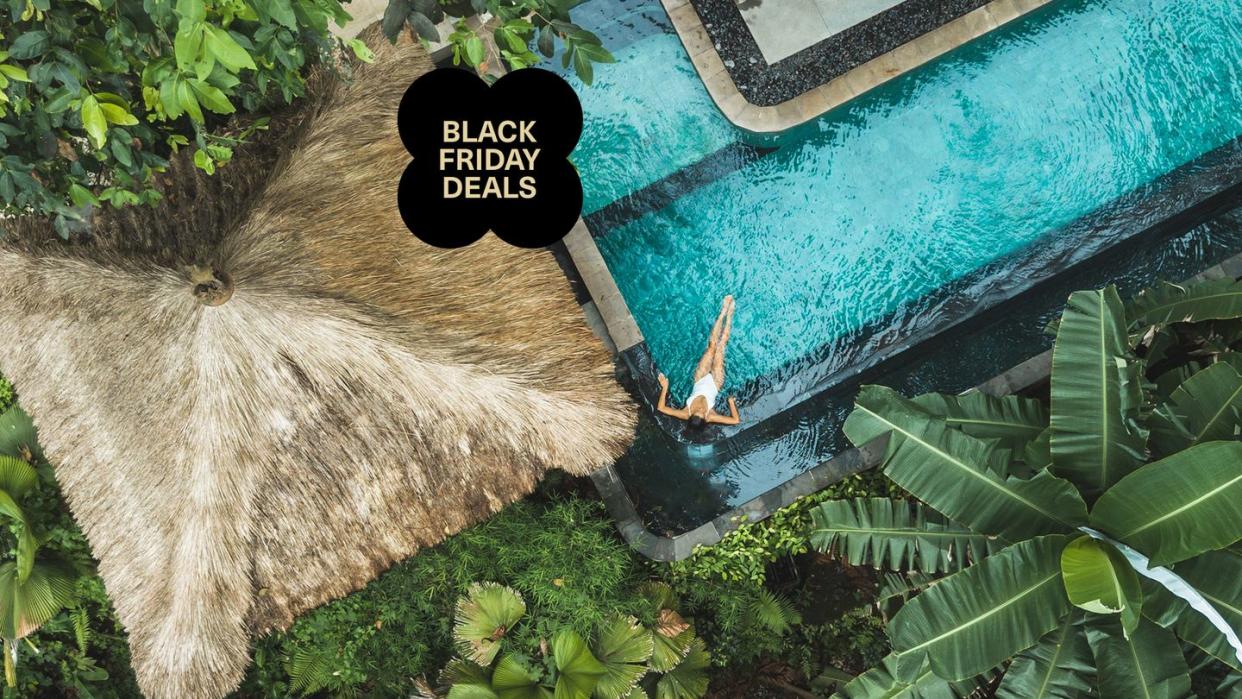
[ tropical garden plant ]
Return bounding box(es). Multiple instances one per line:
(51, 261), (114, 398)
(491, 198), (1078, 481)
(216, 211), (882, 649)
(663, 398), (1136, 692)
(0, 405), (85, 689)
(421, 581), (710, 699)
(810, 278), (1242, 697)
(0, 0), (369, 234)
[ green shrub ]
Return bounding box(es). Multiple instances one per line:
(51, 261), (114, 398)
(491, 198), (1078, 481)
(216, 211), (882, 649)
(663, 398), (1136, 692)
(241, 497), (648, 696)
(667, 471), (894, 589)
(0, 0), (364, 235)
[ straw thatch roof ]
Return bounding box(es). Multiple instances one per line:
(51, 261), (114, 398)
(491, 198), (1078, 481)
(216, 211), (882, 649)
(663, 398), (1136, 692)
(0, 27), (635, 698)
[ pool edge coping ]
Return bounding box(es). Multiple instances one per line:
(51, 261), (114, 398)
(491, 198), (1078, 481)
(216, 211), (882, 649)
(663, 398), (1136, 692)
(584, 250), (1242, 561)
(662, 0), (1052, 134)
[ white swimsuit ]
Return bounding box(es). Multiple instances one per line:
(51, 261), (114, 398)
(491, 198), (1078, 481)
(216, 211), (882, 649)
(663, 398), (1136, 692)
(688, 374), (720, 410)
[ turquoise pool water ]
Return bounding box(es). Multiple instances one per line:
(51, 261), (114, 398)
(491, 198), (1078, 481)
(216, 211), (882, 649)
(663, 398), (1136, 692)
(563, 0), (1242, 399)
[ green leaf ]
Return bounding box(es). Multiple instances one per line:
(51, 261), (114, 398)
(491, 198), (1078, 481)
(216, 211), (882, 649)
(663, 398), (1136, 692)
(174, 25), (203, 71)
(552, 628), (605, 699)
(98, 102), (139, 126)
(1086, 616), (1190, 699)
(593, 616), (653, 699)
(175, 0), (206, 23)
(0, 407), (41, 463)
(189, 80), (234, 114)
(654, 637), (709, 699)
(1149, 362), (1242, 456)
(889, 535), (1070, 682)
(465, 35), (486, 66)
(68, 183), (99, 208)
(1165, 550), (1242, 669)
(845, 385), (1087, 541)
(268, 0), (298, 28)
(409, 11), (441, 42)
(1060, 536), (1142, 633)
(912, 391), (1048, 452)
(995, 612), (1094, 699)
(809, 498), (998, 574)
(79, 95), (108, 149)
(574, 42), (614, 63)
(177, 79), (203, 123)
(1089, 441), (1242, 567)
(1050, 287), (1148, 496)
(0, 558), (78, 641)
(0, 65), (30, 83)
(204, 25), (257, 72)
(1128, 278), (1242, 328)
(8, 32), (50, 60)
(537, 25), (555, 57)
(570, 46), (593, 84)
(454, 583), (525, 665)
(834, 653), (982, 699)
(444, 660), (499, 699)
(347, 38), (375, 63)
(491, 655), (549, 699)
(0, 456), (37, 503)
(382, 0), (411, 41)
(444, 660), (496, 695)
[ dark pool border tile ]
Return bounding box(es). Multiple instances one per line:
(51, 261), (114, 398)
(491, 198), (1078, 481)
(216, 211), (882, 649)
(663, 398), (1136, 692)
(663, 0), (1052, 132)
(691, 0), (988, 106)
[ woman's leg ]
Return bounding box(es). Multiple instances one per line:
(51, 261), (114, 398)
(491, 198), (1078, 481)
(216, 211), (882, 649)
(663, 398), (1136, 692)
(711, 297), (734, 387)
(694, 297), (731, 380)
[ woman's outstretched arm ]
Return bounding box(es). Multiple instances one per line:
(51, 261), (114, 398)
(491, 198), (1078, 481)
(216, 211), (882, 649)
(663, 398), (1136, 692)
(655, 373), (689, 420)
(708, 397), (741, 425)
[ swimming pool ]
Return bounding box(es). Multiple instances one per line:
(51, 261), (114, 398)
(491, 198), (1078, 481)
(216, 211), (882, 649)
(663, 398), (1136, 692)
(561, 0), (1242, 410)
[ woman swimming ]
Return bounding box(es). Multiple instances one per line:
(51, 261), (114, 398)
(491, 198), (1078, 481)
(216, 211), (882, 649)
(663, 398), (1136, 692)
(656, 295), (741, 428)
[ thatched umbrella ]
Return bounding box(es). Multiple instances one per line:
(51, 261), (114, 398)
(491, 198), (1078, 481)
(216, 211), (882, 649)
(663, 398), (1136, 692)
(0, 27), (634, 698)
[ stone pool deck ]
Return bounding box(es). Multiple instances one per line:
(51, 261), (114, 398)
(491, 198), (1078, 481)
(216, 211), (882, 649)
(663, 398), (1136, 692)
(664, 0), (1052, 132)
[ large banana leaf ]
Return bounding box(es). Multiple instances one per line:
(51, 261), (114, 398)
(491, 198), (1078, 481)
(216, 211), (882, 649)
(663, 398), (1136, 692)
(1060, 536), (1142, 634)
(1090, 441), (1242, 566)
(1167, 550), (1242, 670)
(1149, 362), (1242, 455)
(995, 612), (1093, 699)
(834, 653), (978, 699)
(1127, 278), (1242, 328)
(845, 386), (1087, 542)
(1050, 287), (1148, 496)
(809, 498), (998, 574)
(888, 536), (1071, 682)
(1086, 616), (1191, 699)
(912, 392), (1048, 452)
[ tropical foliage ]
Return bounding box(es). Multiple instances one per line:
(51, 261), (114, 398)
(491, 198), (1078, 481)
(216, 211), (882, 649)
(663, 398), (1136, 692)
(811, 279), (1242, 697)
(0, 0), (367, 234)
(379, 0), (614, 82)
(386, 582), (710, 699)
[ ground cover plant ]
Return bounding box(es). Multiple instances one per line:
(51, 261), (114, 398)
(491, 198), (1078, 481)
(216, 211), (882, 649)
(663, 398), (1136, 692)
(811, 278), (1242, 697)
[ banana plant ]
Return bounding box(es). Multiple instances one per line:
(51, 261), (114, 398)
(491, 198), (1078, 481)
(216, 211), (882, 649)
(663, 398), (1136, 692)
(810, 280), (1242, 698)
(437, 582), (709, 699)
(0, 406), (80, 688)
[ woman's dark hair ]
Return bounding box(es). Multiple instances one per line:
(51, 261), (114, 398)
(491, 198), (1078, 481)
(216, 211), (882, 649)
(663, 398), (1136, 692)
(688, 414), (706, 429)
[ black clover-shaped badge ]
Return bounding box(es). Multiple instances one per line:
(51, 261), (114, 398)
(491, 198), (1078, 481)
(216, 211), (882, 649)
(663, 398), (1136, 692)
(397, 67), (583, 248)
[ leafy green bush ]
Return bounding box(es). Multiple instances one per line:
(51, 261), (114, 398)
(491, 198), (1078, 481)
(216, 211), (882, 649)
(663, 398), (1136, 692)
(0, 0), (364, 235)
(667, 471), (894, 589)
(241, 497), (649, 696)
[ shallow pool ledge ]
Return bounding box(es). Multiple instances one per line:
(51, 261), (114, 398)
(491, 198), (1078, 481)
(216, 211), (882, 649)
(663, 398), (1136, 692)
(664, 0), (1052, 133)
